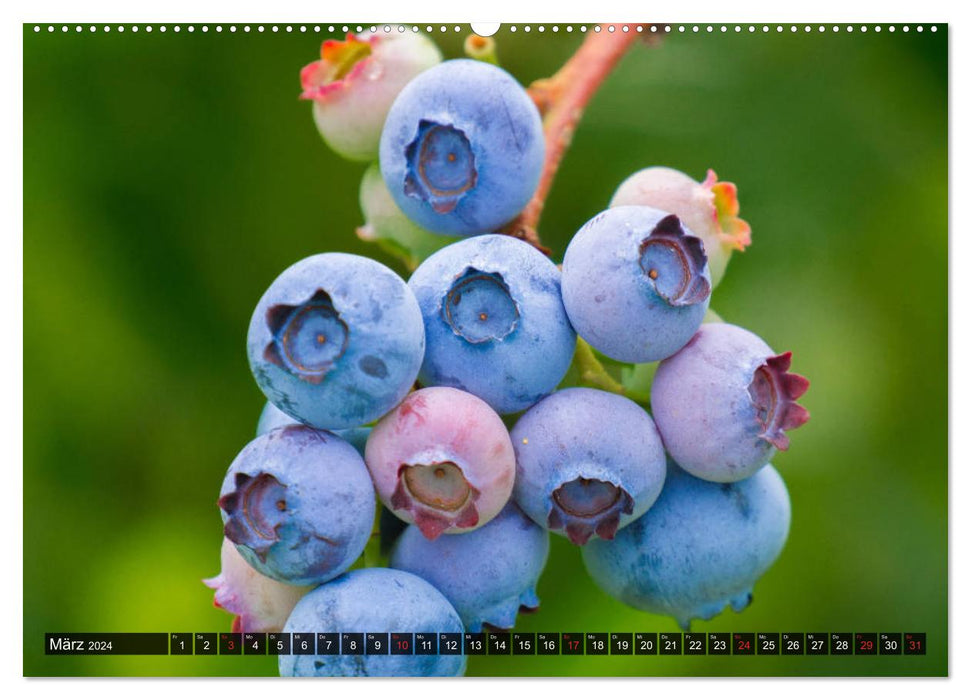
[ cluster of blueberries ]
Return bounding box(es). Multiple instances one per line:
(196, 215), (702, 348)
(204, 32), (810, 677)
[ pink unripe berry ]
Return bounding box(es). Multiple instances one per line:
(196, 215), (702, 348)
(203, 537), (312, 633)
(610, 166), (751, 288)
(365, 387), (516, 539)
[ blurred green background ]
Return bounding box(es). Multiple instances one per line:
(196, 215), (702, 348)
(23, 23), (947, 676)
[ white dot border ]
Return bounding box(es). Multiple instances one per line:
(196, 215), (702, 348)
(28, 23), (942, 35)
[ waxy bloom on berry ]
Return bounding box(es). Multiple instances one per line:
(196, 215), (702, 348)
(279, 569), (465, 677)
(511, 388), (667, 546)
(651, 323), (810, 482)
(561, 206), (711, 363)
(379, 59), (544, 236)
(300, 32), (441, 161)
(219, 425), (375, 586)
(247, 253), (425, 431)
(583, 461), (791, 630)
(390, 502), (549, 632)
(408, 234), (577, 414)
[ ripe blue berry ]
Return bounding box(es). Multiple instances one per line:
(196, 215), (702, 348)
(651, 323), (810, 482)
(366, 387), (516, 540)
(408, 234), (576, 414)
(331, 426), (371, 458)
(218, 425), (375, 586)
(279, 568), (466, 677)
(390, 502), (550, 632)
(511, 388), (667, 545)
(247, 253), (424, 430)
(256, 401), (371, 456)
(561, 206), (711, 363)
(582, 462), (791, 630)
(379, 59), (544, 236)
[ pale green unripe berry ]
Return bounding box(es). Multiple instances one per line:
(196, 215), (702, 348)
(300, 33), (442, 161)
(610, 166), (751, 288)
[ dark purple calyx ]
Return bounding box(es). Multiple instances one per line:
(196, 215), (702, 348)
(442, 268), (520, 344)
(390, 461), (480, 540)
(219, 472), (288, 562)
(638, 214), (711, 306)
(748, 351), (810, 450)
(548, 477), (634, 546)
(404, 120), (477, 214)
(264, 289), (349, 385)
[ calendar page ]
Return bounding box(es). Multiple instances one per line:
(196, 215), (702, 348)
(22, 20), (947, 678)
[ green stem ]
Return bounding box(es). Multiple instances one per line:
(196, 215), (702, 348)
(464, 34), (499, 65)
(573, 338), (650, 404)
(361, 505), (386, 569)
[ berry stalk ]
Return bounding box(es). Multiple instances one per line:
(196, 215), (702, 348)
(505, 29), (640, 249)
(573, 338), (650, 405)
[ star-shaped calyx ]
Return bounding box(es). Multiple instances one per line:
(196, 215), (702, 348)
(263, 289), (349, 384)
(404, 120), (477, 214)
(442, 268), (520, 344)
(219, 472), (288, 562)
(390, 461), (481, 540)
(749, 352), (810, 450)
(548, 477), (635, 546)
(639, 214), (711, 307)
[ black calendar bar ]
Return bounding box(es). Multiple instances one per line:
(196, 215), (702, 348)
(45, 632), (928, 656)
(46, 633), (169, 655)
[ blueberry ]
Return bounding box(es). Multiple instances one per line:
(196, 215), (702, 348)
(256, 401), (371, 457)
(218, 425), (376, 586)
(408, 234), (577, 414)
(204, 537), (312, 633)
(390, 502), (550, 632)
(582, 461), (791, 630)
(379, 59), (544, 236)
(510, 388), (667, 545)
(247, 253), (424, 430)
(300, 32), (441, 161)
(651, 323), (810, 482)
(561, 206), (711, 363)
(332, 426), (372, 459)
(365, 386), (516, 540)
(279, 568), (466, 677)
(610, 167), (751, 288)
